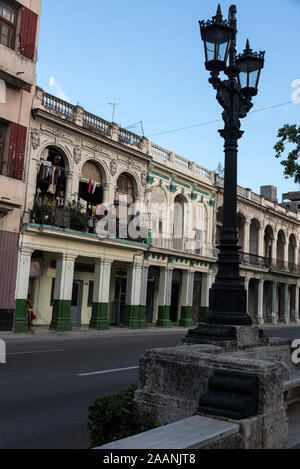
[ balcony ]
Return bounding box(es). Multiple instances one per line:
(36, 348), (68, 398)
(239, 251), (300, 275)
(0, 43), (35, 88)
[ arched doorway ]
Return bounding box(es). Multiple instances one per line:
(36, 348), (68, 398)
(36, 146), (68, 205)
(264, 225), (274, 261)
(277, 230), (286, 270)
(288, 234), (296, 271)
(151, 186), (168, 248)
(79, 161), (103, 213)
(114, 173), (137, 240)
(173, 195), (186, 251)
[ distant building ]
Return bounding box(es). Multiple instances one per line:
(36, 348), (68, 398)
(0, 0), (41, 331)
(216, 180), (300, 325)
(281, 192), (300, 214)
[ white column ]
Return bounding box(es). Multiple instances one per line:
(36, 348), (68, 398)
(272, 282), (278, 325)
(50, 253), (77, 331)
(90, 259), (113, 330)
(14, 247), (34, 333)
(258, 227), (265, 258)
(200, 271), (214, 319)
(179, 270), (195, 327)
(295, 280), (300, 324)
(244, 277), (250, 314)
(257, 278), (264, 325)
(284, 284), (289, 324)
(156, 266), (173, 328)
(125, 261), (143, 328)
(243, 221), (251, 253)
(139, 264), (149, 328)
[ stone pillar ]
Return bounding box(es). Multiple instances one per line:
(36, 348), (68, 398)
(257, 279), (264, 325)
(50, 253), (77, 331)
(200, 272), (214, 320)
(179, 270), (195, 327)
(90, 259), (113, 330)
(139, 264), (149, 329)
(124, 262), (143, 329)
(258, 227), (265, 258)
(272, 282), (278, 325)
(102, 183), (111, 205)
(243, 221), (250, 253)
(244, 277), (250, 314)
(283, 283), (289, 324)
(65, 170), (74, 206)
(156, 266), (173, 328)
(14, 247), (33, 333)
(295, 280), (300, 324)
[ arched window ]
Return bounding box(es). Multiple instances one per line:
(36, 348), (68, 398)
(264, 225), (274, 260)
(115, 173), (134, 205)
(151, 186), (168, 247)
(195, 203), (206, 254)
(277, 230), (286, 269)
(36, 146), (68, 208)
(79, 161), (103, 215)
(173, 195), (186, 251)
(288, 234), (296, 268)
(114, 173), (136, 239)
(250, 219), (260, 256)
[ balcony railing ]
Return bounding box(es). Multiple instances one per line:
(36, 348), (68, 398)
(42, 92), (75, 120)
(118, 128), (143, 148)
(83, 111), (111, 135)
(239, 252), (300, 274)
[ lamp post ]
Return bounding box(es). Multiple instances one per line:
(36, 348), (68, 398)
(189, 5), (265, 338)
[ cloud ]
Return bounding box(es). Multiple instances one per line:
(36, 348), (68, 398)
(49, 76), (70, 102)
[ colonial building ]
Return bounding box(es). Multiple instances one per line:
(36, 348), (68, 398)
(0, 0), (41, 331)
(216, 178), (300, 325)
(13, 87), (216, 332)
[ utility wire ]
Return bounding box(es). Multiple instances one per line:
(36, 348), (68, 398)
(147, 100), (295, 138)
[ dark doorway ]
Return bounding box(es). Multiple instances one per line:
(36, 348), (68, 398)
(192, 272), (202, 322)
(170, 270), (182, 323)
(71, 280), (82, 325)
(146, 280), (155, 324)
(114, 273), (127, 325)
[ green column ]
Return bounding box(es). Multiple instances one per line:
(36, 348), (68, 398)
(50, 254), (76, 331)
(14, 248), (33, 333)
(179, 271), (195, 327)
(124, 262), (143, 329)
(90, 259), (112, 330)
(156, 267), (173, 328)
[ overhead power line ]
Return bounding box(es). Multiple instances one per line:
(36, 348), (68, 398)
(147, 100), (295, 138)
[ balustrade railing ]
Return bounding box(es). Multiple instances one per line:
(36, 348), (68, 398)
(83, 111), (111, 135)
(151, 144), (171, 162)
(42, 92), (74, 120)
(118, 128), (143, 147)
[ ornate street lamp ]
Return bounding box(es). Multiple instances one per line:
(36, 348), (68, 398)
(200, 5), (234, 72)
(236, 40), (265, 97)
(188, 5), (265, 340)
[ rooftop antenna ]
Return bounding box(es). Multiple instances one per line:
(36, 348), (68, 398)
(108, 102), (118, 123)
(124, 121), (144, 137)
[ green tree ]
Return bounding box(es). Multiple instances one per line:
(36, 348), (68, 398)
(216, 162), (224, 177)
(274, 124), (300, 183)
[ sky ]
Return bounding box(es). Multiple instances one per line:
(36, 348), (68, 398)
(37, 0), (300, 200)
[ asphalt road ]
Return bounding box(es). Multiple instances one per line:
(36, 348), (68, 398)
(0, 325), (300, 449)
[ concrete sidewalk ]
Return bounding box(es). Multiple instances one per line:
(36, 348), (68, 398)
(0, 325), (190, 342)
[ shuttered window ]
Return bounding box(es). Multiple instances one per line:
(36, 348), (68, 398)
(19, 6), (38, 61)
(7, 123), (27, 181)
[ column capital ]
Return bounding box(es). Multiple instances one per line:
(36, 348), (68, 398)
(61, 253), (77, 263)
(19, 246), (34, 257)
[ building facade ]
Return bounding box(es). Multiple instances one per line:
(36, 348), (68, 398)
(216, 179), (300, 325)
(0, 0), (41, 331)
(13, 87), (216, 332)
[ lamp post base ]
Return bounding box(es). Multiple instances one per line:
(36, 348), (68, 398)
(185, 323), (265, 348)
